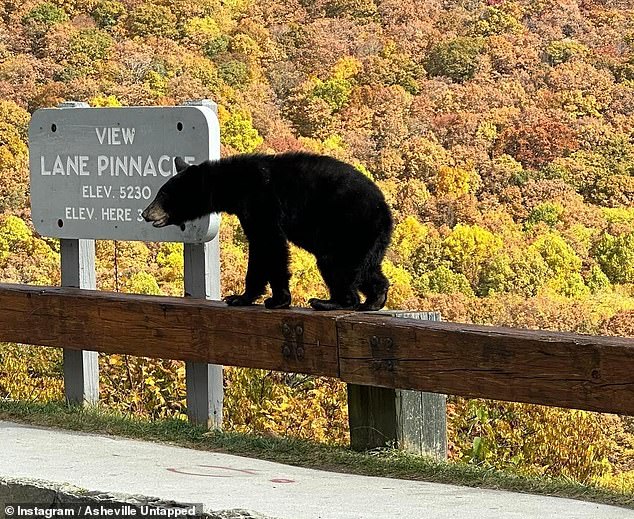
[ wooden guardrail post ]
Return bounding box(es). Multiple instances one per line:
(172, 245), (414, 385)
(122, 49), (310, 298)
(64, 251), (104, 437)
(347, 311), (447, 457)
(58, 101), (99, 406)
(183, 99), (223, 429)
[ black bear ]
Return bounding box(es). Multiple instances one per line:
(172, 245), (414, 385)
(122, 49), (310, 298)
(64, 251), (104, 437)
(142, 153), (393, 311)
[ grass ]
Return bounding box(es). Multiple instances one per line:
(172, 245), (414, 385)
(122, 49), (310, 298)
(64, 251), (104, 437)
(1, 398), (633, 509)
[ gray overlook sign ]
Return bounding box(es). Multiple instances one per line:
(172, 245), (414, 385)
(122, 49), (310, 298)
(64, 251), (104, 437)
(29, 105), (220, 242)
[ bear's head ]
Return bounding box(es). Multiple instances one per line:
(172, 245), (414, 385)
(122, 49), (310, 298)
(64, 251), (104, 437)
(142, 157), (207, 228)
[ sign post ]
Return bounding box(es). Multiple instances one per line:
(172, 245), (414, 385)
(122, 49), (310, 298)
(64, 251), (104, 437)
(55, 102), (98, 405)
(182, 100), (223, 428)
(29, 101), (223, 424)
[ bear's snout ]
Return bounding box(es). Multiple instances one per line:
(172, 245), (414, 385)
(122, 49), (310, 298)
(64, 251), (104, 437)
(141, 200), (170, 228)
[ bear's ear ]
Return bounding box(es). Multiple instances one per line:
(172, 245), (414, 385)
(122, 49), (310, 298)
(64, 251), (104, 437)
(174, 156), (189, 173)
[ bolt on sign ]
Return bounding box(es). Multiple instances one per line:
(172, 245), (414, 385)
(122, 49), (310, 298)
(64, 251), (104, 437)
(29, 105), (220, 242)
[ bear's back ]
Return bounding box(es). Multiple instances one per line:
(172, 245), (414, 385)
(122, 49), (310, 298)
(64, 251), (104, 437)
(263, 153), (392, 255)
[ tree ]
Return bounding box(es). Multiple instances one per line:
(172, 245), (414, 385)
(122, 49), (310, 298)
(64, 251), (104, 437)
(220, 109), (264, 153)
(91, 0), (126, 30)
(443, 224), (502, 286)
(593, 232), (634, 284)
(545, 39), (588, 66)
(531, 233), (582, 279)
(495, 112), (578, 169)
(469, 6), (523, 37)
(127, 4), (178, 39)
(425, 37), (484, 83)
(22, 2), (68, 40)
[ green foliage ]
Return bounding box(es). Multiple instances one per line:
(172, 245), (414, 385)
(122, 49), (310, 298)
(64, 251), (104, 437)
(443, 224), (502, 285)
(391, 216), (429, 267)
(425, 37), (484, 82)
(478, 249), (549, 297)
(545, 272), (590, 298)
(417, 265), (474, 296)
(22, 2), (68, 33)
(91, 0), (125, 29)
(203, 35), (229, 57)
(218, 60), (250, 88)
(124, 271), (161, 295)
(311, 78), (353, 111)
(382, 259), (417, 308)
(470, 6), (523, 37)
(127, 3), (177, 38)
(221, 109), (263, 153)
(451, 399), (614, 482)
(586, 266), (612, 294)
(531, 233), (582, 278)
(525, 202), (563, 229)
(66, 28), (113, 71)
(593, 232), (634, 284)
(546, 39), (589, 66)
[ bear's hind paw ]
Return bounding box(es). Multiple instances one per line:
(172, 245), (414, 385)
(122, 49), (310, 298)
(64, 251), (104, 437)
(309, 298), (357, 311)
(264, 296), (291, 309)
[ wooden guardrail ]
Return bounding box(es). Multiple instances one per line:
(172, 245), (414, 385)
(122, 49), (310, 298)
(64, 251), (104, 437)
(1, 283), (634, 417)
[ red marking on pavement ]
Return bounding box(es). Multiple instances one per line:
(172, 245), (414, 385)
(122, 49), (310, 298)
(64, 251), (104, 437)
(270, 478), (295, 483)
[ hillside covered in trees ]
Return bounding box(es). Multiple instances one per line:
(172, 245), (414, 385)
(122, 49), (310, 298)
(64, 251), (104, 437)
(1, 0), (634, 492)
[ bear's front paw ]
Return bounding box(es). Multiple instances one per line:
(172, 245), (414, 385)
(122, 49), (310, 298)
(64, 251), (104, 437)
(224, 294), (254, 306)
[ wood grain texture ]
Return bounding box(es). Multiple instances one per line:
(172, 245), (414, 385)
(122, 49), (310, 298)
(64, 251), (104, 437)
(338, 314), (634, 415)
(3, 284), (634, 415)
(0, 284), (340, 377)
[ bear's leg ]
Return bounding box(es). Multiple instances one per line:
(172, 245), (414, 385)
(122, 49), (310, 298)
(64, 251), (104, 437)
(358, 267), (389, 311)
(264, 241), (292, 310)
(309, 258), (361, 311)
(224, 240), (269, 306)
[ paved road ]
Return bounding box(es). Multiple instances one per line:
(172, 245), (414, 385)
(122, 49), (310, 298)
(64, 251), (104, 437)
(0, 421), (631, 519)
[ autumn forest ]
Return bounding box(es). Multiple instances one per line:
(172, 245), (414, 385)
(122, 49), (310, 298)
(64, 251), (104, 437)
(1, 0), (634, 493)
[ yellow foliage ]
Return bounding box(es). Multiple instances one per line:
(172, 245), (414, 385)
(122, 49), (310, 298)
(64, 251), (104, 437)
(289, 246), (327, 306)
(184, 16), (221, 47)
(450, 398), (615, 482)
(390, 216), (429, 265)
(382, 259), (417, 309)
(332, 56), (362, 80)
(436, 165), (479, 198)
(0, 344), (63, 402)
(90, 94), (122, 107)
(224, 368), (349, 445)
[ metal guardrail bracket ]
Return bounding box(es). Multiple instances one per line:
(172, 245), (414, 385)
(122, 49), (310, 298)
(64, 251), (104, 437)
(281, 320), (305, 361)
(368, 335), (396, 372)
(369, 335), (394, 351)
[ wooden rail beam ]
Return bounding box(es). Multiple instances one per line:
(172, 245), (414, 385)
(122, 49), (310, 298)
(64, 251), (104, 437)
(337, 314), (634, 416)
(2, 284), (634, 416)
(0, 284), (341, 377)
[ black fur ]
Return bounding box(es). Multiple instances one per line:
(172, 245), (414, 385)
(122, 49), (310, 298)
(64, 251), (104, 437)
(142, 153), (393, 311)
